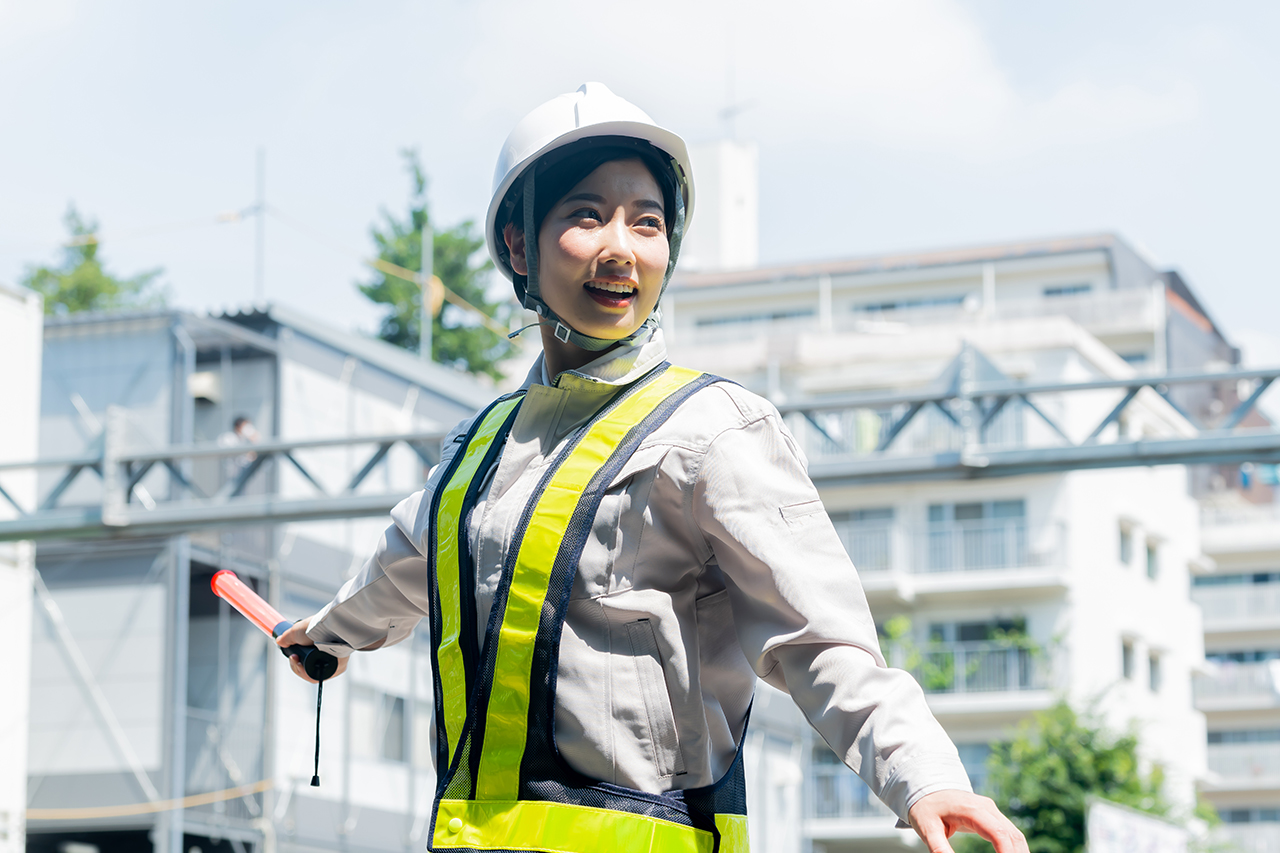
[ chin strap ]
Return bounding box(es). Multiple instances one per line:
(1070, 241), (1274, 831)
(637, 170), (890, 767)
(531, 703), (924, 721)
(516, 159), (685, 352)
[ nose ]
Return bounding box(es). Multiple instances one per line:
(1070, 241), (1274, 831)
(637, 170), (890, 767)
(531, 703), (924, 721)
(597, 210), (636, 266)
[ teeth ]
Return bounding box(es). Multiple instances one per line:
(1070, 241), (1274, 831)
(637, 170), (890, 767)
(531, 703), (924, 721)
(586, 280), (636, 295)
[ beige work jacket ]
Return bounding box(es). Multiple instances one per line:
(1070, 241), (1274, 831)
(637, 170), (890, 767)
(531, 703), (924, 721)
(307, 328), (970, 823)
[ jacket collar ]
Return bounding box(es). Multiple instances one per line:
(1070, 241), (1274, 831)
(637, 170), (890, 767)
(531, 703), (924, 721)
(521, 326), (668, 392)
(516, 327), (669, 439)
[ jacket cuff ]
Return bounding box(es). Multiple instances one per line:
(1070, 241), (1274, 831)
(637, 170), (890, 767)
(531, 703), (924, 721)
(881, 751), (973, 827)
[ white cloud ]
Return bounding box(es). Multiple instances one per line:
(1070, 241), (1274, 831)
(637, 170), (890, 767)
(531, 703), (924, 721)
(456, 0), (1198, 158)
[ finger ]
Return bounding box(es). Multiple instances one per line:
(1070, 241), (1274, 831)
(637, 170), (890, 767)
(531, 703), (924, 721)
(966, 810), (1028, 853)
(915, 816), (956, 853)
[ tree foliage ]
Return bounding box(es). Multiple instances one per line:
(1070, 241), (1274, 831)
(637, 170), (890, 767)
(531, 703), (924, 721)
(22, 206), (166, 315)
(358, 150), (512, 381)
(953, 702), (1173, 853)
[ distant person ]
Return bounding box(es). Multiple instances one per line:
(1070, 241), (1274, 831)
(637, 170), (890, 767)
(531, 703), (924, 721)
(218, 415), (258, 480)
(277, 84), (1029, 853)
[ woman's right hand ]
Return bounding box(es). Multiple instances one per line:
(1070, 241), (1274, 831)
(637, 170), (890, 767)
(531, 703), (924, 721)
(276, 617), (349, 684)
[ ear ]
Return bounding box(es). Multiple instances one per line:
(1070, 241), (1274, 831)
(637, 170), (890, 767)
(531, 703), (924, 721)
(504, 222), (529, 276)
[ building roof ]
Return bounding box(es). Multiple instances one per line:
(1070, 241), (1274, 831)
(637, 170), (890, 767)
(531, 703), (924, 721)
(222, 303), (494, 410)
(670, 232), (1134, 290)
(44, 304), (493, 411)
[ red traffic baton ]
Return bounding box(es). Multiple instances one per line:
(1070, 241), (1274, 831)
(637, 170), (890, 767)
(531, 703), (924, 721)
(211, 569), (336, 786)
(211, 569), (339, 682)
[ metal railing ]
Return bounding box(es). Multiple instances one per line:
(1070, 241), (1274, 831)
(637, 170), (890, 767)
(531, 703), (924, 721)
(1195, 662), (1280, 706)
(887, 641), (1047, 695)
(1193, 585), (1280, 628)
(1213, 823), (1280, 853)
(1208, 743), (1280, 782)
(808, 759), (896, 820)
(4, 350), (1280, 539)
(831, 519), (1065, 575)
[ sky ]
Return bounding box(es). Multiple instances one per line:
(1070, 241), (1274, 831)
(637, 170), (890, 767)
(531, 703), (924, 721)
(1, 1), (1277, 365)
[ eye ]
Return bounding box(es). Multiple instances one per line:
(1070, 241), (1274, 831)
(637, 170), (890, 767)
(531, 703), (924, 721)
(569, 207), (603, 222)
(638, 215), (664, 230)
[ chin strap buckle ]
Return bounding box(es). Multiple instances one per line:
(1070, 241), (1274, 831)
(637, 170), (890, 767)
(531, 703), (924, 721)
(554, 322), (572, 343)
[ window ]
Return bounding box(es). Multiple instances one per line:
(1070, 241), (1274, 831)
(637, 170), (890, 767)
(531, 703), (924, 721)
(831, 507), (895, 572)
(955, 743), (992, 794)
(1146, 541), (1159, 579)
(1122, 640), (1135, 679)
(1208, 729), (1280, 744)
(855, 294), (968, 315)
(1220, 808), (1280, 824)
(929, 619), (1027, 643)
(1206, 650), (1280, 664)
(927, 501), (1027, 571)
(1194, 572), (1280, 587)
(1148, 653), (1162, 692)
(695, 308), (815, 328)
(1119, 525), (1133, 566)
(1043, 284), (1092, 298)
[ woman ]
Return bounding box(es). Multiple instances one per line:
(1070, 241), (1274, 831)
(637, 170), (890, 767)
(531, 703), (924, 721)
(279, 83), (1028, 853)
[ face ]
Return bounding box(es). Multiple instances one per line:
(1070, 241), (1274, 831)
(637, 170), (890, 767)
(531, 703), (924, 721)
(507, 158), (669, 343)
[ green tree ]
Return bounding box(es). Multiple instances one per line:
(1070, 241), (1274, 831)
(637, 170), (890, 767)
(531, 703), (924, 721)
(953, 702), (1177, 853)
(22, 206), (166, 315)
(358, 149), (511, 381)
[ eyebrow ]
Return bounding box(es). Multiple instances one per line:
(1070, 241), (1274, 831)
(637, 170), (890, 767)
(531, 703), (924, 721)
(560, 192), (665, 215)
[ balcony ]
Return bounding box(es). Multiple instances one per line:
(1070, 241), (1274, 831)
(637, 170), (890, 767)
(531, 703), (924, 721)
(887, 642), (1048, 696)
(833, 519), (1068, 602)
(1195, 662), (1280, 712)
(1193, 584), (1280, 633)
(1201, 503), (1280, 557)
(1207, 743), (1280, 789)
(1212, 823), (1280, 853)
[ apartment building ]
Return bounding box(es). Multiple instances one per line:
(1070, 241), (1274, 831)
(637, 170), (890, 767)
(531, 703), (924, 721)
(663, 233), (1230, 852)
(1194, 502), (1280, 853)
(20, 306), (490, 853)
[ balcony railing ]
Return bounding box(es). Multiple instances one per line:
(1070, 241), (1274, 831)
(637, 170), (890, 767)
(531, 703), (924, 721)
(831, 519), (1065, 576)
(1208, 743), (1280, 782)
(808, 759), (896, 820)
(887, 641), (1048, 695)
(1195, 662), (1280, 707)
(1212, 823), (1280, 853)
(1193, 584), (1280, 628)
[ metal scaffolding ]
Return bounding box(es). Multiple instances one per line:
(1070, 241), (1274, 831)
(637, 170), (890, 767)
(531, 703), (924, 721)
(3, 346), (1278, 541)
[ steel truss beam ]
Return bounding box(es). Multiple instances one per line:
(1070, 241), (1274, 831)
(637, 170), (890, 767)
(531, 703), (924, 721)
(2, 355), (1279, 541)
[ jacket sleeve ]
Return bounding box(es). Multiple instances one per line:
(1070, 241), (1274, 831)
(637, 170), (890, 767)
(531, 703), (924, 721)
(305, 416), (471, 657)
(691, 401), (972, 823)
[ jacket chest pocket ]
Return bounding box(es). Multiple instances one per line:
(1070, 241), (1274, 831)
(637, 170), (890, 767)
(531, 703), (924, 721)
(570, 446), (666, 600)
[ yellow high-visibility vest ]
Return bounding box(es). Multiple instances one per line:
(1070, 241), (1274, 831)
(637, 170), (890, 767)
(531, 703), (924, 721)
(426, 364), (749, 853)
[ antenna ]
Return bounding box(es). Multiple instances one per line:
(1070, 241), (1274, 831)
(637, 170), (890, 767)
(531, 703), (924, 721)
(255, 147), (265, 303)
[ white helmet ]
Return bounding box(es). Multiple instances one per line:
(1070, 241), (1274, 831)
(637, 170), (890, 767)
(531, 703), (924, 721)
(486, 82), (695, 351)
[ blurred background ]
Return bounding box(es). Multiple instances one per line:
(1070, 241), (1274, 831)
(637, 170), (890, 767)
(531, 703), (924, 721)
(2, 2), (1280, 852)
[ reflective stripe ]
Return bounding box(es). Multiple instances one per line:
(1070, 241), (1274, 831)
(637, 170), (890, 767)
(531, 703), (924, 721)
(432, 799), (748, 853)
(434, 396), (523, 761)
(475, 366), (706, 801)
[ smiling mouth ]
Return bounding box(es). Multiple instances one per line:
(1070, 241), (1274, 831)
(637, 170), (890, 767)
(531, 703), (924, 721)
(584, 280), (638, 297)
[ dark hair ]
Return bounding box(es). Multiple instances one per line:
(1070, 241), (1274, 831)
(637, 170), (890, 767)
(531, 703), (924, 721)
(233, 416), (251, 430)
(496, 136), (679, 281)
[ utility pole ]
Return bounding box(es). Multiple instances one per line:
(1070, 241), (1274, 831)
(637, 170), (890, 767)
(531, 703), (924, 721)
(255, 147), (266, 303)
(420, 222), (433, 361)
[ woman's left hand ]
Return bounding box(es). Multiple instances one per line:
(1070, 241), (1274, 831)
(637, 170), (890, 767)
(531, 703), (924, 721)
(908, 790), (1029, 853)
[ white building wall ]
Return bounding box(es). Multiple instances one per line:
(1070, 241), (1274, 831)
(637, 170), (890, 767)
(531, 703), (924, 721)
(0, 283), (42, 853)
(681, 140), (759, 272)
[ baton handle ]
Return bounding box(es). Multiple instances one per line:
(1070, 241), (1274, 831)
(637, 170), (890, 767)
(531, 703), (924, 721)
(211, 570), (340, 681)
